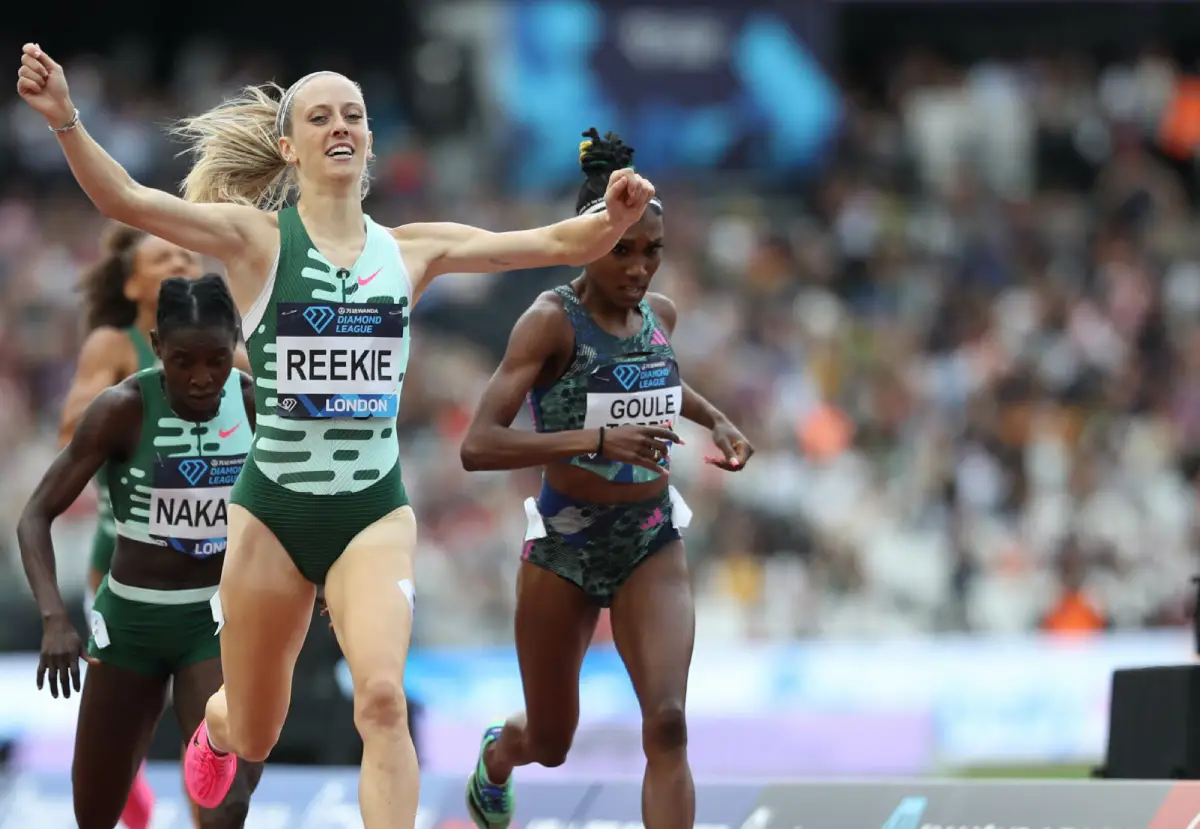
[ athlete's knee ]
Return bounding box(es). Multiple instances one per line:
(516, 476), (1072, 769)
(353, 673), (410, 736)
(531, 738), (572, 768)
(73, 797), (122, 829)
(525, 718), (576, 767)
(642, 700), (687, 757)
(209, 696), (279, 763)
(222, 715), (280, 763)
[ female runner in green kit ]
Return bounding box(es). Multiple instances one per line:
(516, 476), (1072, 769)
(20, 275), (264, 829)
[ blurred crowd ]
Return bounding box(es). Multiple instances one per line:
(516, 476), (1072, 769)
(1, 40), (1199, 646)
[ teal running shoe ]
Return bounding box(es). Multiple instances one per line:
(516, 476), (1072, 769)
(465, 720), (515, 829)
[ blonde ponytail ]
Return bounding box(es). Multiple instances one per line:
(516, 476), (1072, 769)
(170, 83), (295, 211)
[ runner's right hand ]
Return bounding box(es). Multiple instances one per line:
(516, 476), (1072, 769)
(599, 425), (682, 473)
(37, 614), (94, 699)
(16, 43), (75, 127)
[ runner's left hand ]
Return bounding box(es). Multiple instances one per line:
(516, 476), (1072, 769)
(705, 420), (753, 471)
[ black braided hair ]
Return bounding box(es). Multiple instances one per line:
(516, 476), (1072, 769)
(156, 274), (240, 343)
(76, 223), (148, 334)
(574, 127), (662, 216)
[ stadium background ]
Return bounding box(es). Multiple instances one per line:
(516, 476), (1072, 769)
(4, 0), (1200, 821)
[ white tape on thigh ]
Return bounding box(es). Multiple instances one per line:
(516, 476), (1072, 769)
(523, 497), (548, 541)
(397, 578), (415, 616)
(83, 587), (96, 625)
(667, 485), (693, 530)
(209, 591), (225, 635)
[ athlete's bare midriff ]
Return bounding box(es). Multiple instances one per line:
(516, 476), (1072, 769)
(543, 460), (669, 505)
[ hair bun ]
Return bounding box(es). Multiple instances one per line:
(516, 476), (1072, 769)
(578, 127), (635, 180)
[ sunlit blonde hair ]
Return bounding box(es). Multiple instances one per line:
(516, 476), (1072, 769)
(170, 72), (371, 212)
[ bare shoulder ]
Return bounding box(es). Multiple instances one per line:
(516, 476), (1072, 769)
(387, 222), (454, 285)
(71, 377), (145, 458)
(90, 376), (145, 427)
(81, 325), (134, 353)
(77, 325), (136, 374)
(503, 291), (572, 357)
(645, 292), (678, 330)
(522, 290), (571, 329)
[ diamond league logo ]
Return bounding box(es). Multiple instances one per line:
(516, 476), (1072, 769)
(178, 458), (209, 486)
(304, 305), (336, 334)
(613, 364), (641, 391)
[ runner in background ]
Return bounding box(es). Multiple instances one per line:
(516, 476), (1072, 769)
(458, 129), (754, 829)
(18, 275), (264, 829)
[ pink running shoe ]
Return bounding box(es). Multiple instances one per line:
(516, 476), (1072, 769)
(119, 761), (154, 829)
(184, 720), (237, 809)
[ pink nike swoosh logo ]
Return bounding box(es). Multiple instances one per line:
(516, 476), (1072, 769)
(358, 268), (382, 287)
(218, 422), (241, 439)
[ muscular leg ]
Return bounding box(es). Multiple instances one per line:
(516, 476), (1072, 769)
(71, 663), (168, 829)
(610, 542), (695, 829)
(174, 659), (264, 828)
(322, 506), (419, 829)
(485, 563), (600, 779)
(205, 505), (316, 761)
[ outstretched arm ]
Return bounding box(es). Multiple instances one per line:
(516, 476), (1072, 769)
(16, 44), (272, 292)
(393, 168), (656, 299)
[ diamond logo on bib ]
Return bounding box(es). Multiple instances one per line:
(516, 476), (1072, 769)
(613, 363), (642, 391)
(178, 458), (209, 486)
(303, 305), (335, 334)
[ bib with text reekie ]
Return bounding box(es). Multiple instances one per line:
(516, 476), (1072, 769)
(274, 301), (408, 419)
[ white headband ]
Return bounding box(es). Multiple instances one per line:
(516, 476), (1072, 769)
(275, 71), (339, 135)
(577, 196), (664, 217)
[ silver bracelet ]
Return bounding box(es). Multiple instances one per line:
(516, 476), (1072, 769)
(48, 109), (80, 134)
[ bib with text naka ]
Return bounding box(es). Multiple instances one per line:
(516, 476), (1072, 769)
(583, 356), (683, 468)
(275, 300), (408, 419)
(149, 454), (245, 558)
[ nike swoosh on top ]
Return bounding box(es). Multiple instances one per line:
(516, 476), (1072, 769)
(218, 422), (242, 439)
(358, 267), (383, 287)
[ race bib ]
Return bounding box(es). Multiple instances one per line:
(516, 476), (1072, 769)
(583, 358), (682, 464)
(275, 301), (408, 419)
(148, 455), (244, 558)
